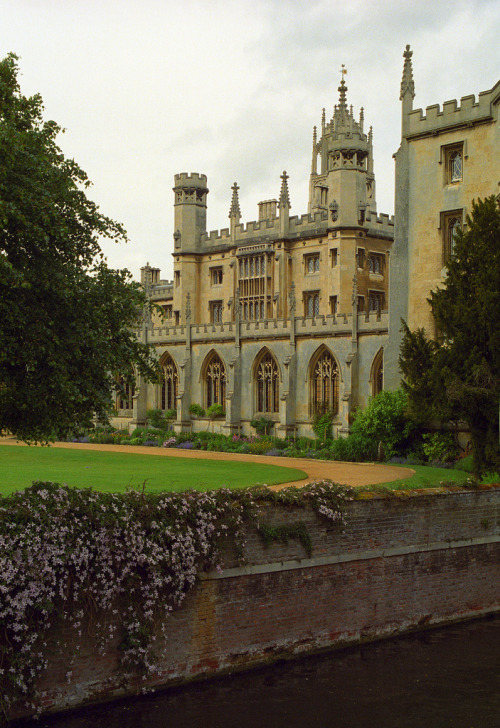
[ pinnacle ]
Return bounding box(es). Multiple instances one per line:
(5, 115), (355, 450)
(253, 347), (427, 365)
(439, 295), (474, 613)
(278, 170), (291, 209)
(228, 181), (241, 219)
(400, 43), (415, 100)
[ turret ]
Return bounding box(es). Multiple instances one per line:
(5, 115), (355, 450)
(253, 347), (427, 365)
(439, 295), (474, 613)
(309, 68), (375, 225)
(172, 173), (209, 253)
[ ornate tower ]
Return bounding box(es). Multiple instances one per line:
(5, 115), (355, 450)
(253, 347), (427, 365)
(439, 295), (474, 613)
(172, 173), (209, 253)
(308, 71), (376, 226)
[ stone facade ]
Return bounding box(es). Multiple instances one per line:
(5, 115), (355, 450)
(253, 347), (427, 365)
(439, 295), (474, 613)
(116, 47), (499, 435)
(385, 45), (500, 388)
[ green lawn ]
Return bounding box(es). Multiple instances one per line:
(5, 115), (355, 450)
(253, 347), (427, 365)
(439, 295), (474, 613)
(364, 463), (488, 492)
(0, 446), (307, 496)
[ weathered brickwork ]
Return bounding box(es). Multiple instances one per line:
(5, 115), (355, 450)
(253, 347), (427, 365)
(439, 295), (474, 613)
(12, 486), (500, 721)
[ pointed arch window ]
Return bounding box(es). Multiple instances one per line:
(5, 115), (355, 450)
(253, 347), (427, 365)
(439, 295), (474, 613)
(116, 374), (135, 413)
(205, 353), (226, 408)
(311, 350), (339, 415)
(371, 350), (384, 397)
(256, 351), (279, 413)
(161, 354), (178, 411)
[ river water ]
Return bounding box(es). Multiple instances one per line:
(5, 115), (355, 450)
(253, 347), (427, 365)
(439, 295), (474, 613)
(23, 616), (500, 728)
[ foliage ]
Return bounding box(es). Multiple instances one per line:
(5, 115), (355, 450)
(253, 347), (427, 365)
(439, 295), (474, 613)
(248, 439), (275, 455)
(399, 197), (500, 476)
(0, 479), (353, 716)
(250, 416), (274, 436)
(421, 432), (457, 464)
(312, 410), (334, 440)
(328, 432), (378, 462)
(206, 403), (225, 419)
(165, 409), (177, 421)
(257, 522), (312, 557)
(189, 403), (205, 418)
(0, 54), (160, 442)
(350, 389), (416, 458)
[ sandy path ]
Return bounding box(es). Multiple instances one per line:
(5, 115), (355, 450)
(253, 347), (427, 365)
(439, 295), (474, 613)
(0, 437), (414, 489)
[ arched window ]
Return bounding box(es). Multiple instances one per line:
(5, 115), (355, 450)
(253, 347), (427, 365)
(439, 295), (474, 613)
(161, 354), (178, 411)
(256, 351), (280, 413)
(371, 349), (384, 397)
(116, 374), (135, 413)
(205, 353), (226, 408)
(311, 349), (339, 415)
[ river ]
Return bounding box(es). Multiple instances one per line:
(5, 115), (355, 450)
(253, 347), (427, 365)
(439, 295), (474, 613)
(21, 615), (500, 728)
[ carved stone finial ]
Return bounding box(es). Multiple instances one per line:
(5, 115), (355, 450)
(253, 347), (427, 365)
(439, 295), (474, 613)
(329, 199), (339, 222)
(278, 170), (291, 210)
(338, 73), (348, 113)
(289, 281), (296, 314)
(185, 292), (191, 322)
(228, 182), (241, 219)
(313, 125), (317, 145)
(400, 44), (415, 100)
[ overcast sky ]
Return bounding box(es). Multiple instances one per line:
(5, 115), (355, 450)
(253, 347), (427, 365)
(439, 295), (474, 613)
(2, 0), (499, 280)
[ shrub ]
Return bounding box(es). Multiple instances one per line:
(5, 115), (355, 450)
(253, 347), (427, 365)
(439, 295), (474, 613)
(329, 432), (378, 462)
(206, 403), (225, 419)
(146, 408), (168, 430)
(248, 439), (274, 455)
(250, 416), (274, 436)
(189, 403), (205, 417)
(421, 432), (457, 463)
(312, 410), (334, 440)
(350, 389), (417, 459)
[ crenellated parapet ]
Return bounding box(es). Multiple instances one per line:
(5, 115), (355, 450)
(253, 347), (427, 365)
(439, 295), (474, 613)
(364, 210), (394, 238)
(147, 311), (389, 346)
(404, 81), (500, 139)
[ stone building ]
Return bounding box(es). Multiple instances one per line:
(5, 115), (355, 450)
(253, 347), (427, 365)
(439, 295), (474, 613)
(117, 47), (499, 436)
(385, 45), (500, 388)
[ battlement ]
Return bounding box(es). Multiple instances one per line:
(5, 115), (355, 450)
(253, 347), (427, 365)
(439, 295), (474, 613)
(405, 81), (500, 138)
(174, 172), (208, 187)
(365, 210), (394, 235)
(147, 311), (389, 344)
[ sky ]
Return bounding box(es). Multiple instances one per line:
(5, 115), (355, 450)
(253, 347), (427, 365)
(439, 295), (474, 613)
(2, 0), (499, 281)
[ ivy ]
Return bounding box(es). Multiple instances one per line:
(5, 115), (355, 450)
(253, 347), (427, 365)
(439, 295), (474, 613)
(0, 479), (353, 719)
(257, 522), (312, 557)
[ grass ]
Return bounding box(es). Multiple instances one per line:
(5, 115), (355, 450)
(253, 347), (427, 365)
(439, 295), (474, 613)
(0, 445), (307, 496)
(362, 463), (498, 492)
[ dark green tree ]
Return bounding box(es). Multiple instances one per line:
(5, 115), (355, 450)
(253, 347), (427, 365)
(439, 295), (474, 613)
(399, 196), (500, 475)
(0, 53), (159, 441)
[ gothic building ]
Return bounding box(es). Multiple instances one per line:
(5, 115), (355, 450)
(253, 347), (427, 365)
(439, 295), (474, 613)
(115, 47), (499, 437)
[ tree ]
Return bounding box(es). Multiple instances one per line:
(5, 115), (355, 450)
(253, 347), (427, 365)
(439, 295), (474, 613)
(399, 196), (500, 475)
(0, 53), (159, 441)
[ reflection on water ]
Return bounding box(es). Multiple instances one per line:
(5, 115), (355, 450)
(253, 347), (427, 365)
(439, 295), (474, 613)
(22, 615), (500, 728)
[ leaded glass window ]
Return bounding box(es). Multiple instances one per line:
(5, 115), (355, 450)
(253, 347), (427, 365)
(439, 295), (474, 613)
(161, 355), (178, 411)
(311, 350), (339, 415)
(256, 352), (279, 413)
(206, 353), (226, 408)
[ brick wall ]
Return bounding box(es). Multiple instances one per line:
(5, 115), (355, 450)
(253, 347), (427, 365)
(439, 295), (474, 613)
(12, 486), (500, 721)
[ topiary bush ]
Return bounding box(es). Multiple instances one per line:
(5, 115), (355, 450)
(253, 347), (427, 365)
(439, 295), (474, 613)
(350, 389), (417, 459)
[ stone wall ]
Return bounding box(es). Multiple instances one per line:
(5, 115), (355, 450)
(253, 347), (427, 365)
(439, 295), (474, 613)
(12, 486), (500, 721)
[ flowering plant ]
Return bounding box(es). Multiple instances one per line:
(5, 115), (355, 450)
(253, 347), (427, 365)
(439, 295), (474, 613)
(0, 479), (353, 717)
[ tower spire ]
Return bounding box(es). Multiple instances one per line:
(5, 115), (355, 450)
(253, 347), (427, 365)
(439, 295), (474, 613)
(400, 44), (415, 101)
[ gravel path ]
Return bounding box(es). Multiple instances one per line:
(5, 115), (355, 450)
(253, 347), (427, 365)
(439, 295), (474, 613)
(0, 438), (414, 489)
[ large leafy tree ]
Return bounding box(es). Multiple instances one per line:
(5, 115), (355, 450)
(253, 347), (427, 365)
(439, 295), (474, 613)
(399, 196), (500, 475)
(0, 53), (159, 441)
